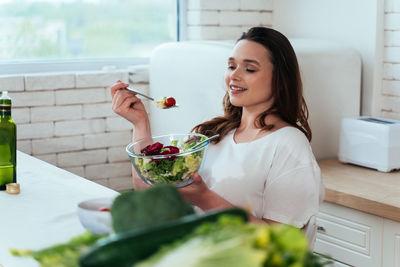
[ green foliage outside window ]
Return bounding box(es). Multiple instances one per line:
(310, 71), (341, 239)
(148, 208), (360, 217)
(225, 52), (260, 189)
(0, 0), (176, 60)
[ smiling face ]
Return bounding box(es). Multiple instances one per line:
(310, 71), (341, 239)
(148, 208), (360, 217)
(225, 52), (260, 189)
(225, 40), (274, 111)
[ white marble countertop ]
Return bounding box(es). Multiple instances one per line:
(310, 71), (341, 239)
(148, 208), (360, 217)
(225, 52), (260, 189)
(0, 151), (119, 267)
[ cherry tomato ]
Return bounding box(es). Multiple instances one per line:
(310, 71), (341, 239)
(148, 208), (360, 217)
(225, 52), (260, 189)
(98, 207), (110, 212)
(164, 97), (176, 107)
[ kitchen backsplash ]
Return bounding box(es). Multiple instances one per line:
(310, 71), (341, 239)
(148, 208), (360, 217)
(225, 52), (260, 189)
(0, 68), (150, 191)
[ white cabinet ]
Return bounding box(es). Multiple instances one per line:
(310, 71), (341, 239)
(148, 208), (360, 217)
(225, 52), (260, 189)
(382, 219), (400, 267)
(314, 202), (383, 267)
(315, 202), (400, 267)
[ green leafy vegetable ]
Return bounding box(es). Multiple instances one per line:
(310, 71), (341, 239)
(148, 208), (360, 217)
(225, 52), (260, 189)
(10, 232), (104, 267)
(79, 209), (248, 267)
(135, 215), (331, 267)
(111, 184), (194, 233)
(10, 186), (330, 267)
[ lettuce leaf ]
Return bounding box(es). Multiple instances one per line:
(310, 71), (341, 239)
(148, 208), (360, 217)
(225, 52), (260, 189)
(135, 215), (330, 267)
(10, 232), (104, 267)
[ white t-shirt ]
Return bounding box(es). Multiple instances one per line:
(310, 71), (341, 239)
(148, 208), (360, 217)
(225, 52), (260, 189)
(198, 126), (324, 228)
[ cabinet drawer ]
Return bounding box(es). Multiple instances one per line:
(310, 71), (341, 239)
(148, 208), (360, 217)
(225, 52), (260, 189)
(314, 202), (382, 267)
(382, 219), (400, 267)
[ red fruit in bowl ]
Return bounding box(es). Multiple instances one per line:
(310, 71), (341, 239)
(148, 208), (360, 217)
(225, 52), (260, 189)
(162, 146), (180, 154)
(158, 146), (179, 160)
(165, 97), (176, 107)
(141, 142), (163, 155)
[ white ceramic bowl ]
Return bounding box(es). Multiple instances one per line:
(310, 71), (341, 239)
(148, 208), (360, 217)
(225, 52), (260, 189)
(77, 197), (115, 234)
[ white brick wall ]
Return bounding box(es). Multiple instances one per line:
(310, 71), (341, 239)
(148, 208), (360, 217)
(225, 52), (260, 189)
(239, 0), (273, 11)
(384, 47), (400, 62)
(107, 146), (129, 163)
(75, 71), (127, 88)
(187, 10), (219, 25)
(31, 105), (82, 122)
(1, 69), (147, 191)
(85, 162), (132, 179)
(12, 107), (30, 124)
(83, 103), (114, 118)
(107, 176), (133, 192)
(385, 0), (400, 12)
(385, 30), (400, 46)
(55, 88), (106, 105)
(17, 140), (32, 154)
(18, 122), (54, 139)
(106, 117), (134, 131)
(187, 0), (240, 10)
(54, 119), (105, 136)
(220, 11), (266, 26)
(381, 0), (400, 119)
(186, 0), (273, 40)
(32, 136), (84, 155)
(57, 149), (107, 167)
(0, 75), (24, 91)
(84, 131), (132, 149)
(25, 73), (75, 91)
(12, 91), (55, 107)
(35, 154), (57, 166)
(382, 80), (400, 96)
(64, 166), (85, 177)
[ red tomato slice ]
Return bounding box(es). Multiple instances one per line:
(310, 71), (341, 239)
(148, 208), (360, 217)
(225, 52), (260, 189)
(98, 207), (110, 212)
(164, 97), (176, 107)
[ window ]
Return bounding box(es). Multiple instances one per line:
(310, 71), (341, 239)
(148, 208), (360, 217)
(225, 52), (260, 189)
(0, 0), (178, 74)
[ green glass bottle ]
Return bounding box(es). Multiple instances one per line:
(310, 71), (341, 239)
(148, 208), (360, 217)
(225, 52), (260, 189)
(0, 91), (16, 190)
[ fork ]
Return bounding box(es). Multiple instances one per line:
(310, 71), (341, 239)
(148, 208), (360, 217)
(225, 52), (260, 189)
(124, 87), (154, 101)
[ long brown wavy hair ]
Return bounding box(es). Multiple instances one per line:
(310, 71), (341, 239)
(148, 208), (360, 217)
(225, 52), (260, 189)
(192, 27), (312, 143)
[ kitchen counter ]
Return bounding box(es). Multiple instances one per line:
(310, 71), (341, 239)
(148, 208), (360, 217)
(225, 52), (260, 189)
(0, 151), (119, 267)
(319, 159), (400, 222)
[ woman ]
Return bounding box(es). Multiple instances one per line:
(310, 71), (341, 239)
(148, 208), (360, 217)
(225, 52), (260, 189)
(111, 27), (324, 230)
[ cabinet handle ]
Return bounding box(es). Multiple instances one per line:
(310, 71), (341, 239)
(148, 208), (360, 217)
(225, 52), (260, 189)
(317, 226), (326, 232)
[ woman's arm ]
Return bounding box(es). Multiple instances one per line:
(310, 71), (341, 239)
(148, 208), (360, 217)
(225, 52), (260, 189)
(110, 80), (152, 189)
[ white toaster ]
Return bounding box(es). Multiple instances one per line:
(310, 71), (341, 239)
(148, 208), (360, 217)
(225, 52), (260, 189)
(338, 117), (400, 172)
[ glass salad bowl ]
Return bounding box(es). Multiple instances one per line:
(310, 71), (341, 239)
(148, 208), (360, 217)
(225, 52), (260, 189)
(126, 133), (209, 188)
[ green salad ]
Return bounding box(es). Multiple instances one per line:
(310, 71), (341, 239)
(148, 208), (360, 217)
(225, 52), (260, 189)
(133, 136), (206, 186)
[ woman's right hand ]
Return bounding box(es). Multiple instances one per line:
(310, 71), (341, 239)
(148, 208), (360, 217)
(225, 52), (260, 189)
(110, 80), (149, 128)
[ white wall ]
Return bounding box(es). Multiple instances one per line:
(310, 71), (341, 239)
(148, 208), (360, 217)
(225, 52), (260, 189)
(273, 0), (383, 117)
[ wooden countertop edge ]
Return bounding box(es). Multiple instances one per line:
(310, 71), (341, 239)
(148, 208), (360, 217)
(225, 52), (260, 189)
(325, 188), (400, 222)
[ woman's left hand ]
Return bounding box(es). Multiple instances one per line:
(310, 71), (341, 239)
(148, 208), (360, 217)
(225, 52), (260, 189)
(179, 173), (234, 211)
(178, 172), (211, 208)
(179, 173), (269, 224)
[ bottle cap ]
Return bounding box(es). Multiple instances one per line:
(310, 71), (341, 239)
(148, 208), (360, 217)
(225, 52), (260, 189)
(6, 183), (20, 194)
(1, 91), (10, 99)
